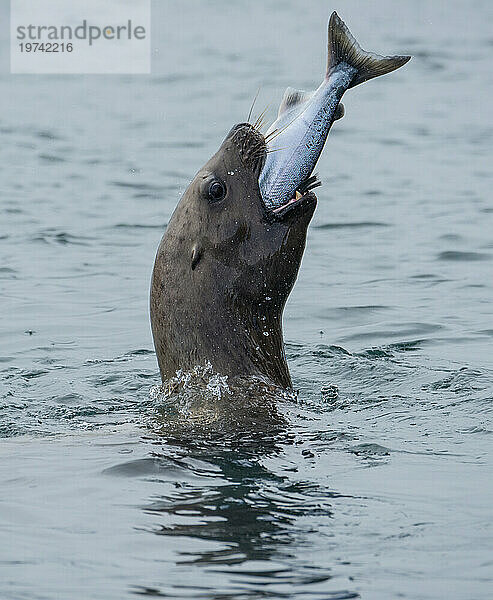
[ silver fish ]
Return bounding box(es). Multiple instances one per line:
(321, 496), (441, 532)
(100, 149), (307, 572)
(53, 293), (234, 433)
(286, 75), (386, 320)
(259, 12), (410, 212)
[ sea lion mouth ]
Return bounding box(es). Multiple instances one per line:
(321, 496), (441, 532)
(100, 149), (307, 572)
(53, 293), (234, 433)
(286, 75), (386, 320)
(270, 189), (318, 221)
(270, 173), (321, 220)
(227, 122), (318, 222)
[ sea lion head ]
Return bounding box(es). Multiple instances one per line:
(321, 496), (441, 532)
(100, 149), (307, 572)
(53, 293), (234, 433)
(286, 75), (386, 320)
(150, 123), (317, 388)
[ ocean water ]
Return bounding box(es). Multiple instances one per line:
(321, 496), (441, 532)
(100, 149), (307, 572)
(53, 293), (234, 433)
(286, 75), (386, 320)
(1, 1), (492, 599)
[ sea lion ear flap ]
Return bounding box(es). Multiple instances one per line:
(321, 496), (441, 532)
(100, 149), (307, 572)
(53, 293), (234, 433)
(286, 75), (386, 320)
(191, 244), (202, 270)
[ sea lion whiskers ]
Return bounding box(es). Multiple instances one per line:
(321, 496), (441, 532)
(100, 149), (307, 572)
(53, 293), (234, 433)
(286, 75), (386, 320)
(253, 104), (270, 132)
(265, 147), (287, 154)
(247, 87), (261, 125)
(264, 128), (280, 144)
(263, 114), (301, 145)
(231, 124), (267, 171)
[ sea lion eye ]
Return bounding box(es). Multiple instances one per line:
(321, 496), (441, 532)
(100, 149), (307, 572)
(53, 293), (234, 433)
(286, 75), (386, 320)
(208, 180), (226, 202)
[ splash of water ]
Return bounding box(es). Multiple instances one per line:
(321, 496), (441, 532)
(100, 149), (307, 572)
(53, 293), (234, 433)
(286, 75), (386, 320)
(148, 362), (296, 436)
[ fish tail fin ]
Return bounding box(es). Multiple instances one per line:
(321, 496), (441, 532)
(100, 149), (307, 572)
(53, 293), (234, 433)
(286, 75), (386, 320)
(327, 12), (410, 88)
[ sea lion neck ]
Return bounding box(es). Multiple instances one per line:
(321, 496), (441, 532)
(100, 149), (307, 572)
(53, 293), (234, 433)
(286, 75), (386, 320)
(152, 271), (291, 387)
(150, 216), (294, 388)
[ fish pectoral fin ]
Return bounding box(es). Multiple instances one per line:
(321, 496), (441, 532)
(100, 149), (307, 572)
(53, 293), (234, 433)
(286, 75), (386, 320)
(334, 102), (345, 121)
(278, 87), (313, 117)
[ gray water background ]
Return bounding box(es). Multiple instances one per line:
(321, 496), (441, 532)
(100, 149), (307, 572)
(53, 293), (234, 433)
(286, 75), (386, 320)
(1, 0), (492, 598)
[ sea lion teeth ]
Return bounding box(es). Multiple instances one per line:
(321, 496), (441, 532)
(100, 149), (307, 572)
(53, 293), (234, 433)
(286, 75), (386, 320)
(295, 190), (302, 200)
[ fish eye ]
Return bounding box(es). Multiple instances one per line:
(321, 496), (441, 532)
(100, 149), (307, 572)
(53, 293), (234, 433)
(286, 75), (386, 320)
(208, 180), (226, 202)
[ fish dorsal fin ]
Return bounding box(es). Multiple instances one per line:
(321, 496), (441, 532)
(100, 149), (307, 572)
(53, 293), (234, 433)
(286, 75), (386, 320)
(278, 87), (312, 117)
